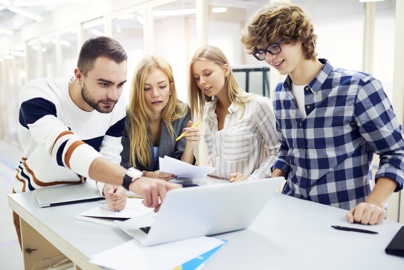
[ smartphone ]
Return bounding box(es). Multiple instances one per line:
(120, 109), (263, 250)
(385, 226), (404, 257)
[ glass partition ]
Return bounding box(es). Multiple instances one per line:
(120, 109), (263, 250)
(111, 10), (145, 102)
(207, 1), (269, 95)
(82, 18), (105, 40)
(374, 0), (395, 100)
(153, 0), (197, 103)
(60, 31), (79, 78)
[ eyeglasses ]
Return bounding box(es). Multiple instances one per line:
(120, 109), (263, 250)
(252, 39), (284, 61)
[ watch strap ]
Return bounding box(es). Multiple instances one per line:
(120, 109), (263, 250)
(122, 168), (143, 190)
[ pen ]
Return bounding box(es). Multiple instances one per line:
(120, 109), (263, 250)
(331, 225), (378, 234)
(176, 121), (201, 141)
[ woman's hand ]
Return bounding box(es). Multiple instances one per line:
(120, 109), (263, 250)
(183, 120), (201, 147)
(143, 170), (176, 181)
(229, 172), (247, 182)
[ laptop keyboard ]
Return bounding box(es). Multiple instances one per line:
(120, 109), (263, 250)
(140, 226), (151, 234)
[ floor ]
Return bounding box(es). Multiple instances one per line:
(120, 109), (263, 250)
(0, 140), (24, 269)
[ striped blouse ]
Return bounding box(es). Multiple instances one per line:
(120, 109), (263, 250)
(204, 95), (279, 180)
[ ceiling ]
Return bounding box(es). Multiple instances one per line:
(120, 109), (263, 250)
(0, 0), (393, 38)
(0, 0), (97, 35)
(0, 0), (268, 37)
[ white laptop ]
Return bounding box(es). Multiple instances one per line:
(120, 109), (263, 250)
(115, 177), (284, 246)
(34, 181), (104, 207)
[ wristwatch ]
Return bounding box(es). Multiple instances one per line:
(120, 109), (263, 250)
(122, 167), (143, 190)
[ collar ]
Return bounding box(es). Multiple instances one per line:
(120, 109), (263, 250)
(283, 58), (333, 94)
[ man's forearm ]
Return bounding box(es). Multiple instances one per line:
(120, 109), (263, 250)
(366, 177), (398, 208)
(271, 168), (287, 178)
(88, 157), (126, 186)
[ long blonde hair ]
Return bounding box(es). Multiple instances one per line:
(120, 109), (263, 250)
(189, 44), (255, 120)
(127, 56), (186, 169)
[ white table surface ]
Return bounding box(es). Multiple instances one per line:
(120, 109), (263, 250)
(8, 183), (404, 270)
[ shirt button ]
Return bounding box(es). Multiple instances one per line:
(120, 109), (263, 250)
(306, 105), (311, 109)
(299, 123), (302, 127)
(305, 87), (309, 91)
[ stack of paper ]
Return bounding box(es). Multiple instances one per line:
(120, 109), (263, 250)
(90, 237), (227, 270)
(159, 156), (215, 178)
(75, 198), (154, 226)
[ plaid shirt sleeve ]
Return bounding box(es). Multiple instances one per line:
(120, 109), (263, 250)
(271, 59), (404, 210)
(355, 75), (404, 191)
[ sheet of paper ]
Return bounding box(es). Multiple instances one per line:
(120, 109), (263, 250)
(159, 156), (215, 178)
(76, 198), (153, 220)
(90, 236), (227, 270)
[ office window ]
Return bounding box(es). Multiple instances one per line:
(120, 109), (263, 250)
(111, 10), (145, 102)
(206, 1), (276, 95)
(295, 0), (364, 71)
(82, 18), (105, 40)
(150, 1), (197, 103)
(41, 35), (59, 78)
(60, 31), (79, 78)
(232, 66), (270, 97)
(374, 0), (395, 100)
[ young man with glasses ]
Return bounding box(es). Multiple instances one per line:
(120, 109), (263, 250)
(241, 2), (404, 225)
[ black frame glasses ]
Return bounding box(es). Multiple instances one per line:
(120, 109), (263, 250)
(252, 39), (284, 61)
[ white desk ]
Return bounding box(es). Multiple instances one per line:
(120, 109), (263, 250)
(8, 187), (404, 269)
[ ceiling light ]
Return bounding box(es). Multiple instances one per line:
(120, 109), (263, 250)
(51, 38), (71, 47)
(212, 7), (228, 13)
(14, 51), (26, 57)
(117, 14), (135, 20)
(153, 9), (196, 17)
(8, 6), (43, 21)
(40, 37), (50, 43)
(0, 28), (13, 35)
(91, 29), (104, 36)
(13, 0), (92, 6)
(136, 14), (144, 25)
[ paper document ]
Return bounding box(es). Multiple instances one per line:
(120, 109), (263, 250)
(159, 156), (215, 178)
(76, 198), (154, 226)
(90, 236), (227, 270)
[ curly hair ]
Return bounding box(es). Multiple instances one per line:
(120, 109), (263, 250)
(241, 2), (317, 60)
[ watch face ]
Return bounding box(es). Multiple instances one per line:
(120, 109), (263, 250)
(127, 168), (143, 179)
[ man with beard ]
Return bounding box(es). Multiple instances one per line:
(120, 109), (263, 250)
(12, 36), (181, 247)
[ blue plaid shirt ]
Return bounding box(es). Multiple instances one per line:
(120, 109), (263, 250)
(272, 59), (404, 210)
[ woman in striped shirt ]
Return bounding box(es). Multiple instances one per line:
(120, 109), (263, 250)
(189, 45), (280, 182)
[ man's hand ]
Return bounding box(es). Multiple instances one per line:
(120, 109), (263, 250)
(129, 177), (182, 212)
(346, 177), (396, 225)
(103, 184), (127, 212)
(346, 202), (386, 225)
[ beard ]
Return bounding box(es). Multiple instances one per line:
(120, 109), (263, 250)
(81, 83), (117, 114)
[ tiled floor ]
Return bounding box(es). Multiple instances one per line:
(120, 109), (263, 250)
(0, 140), (24, 269)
